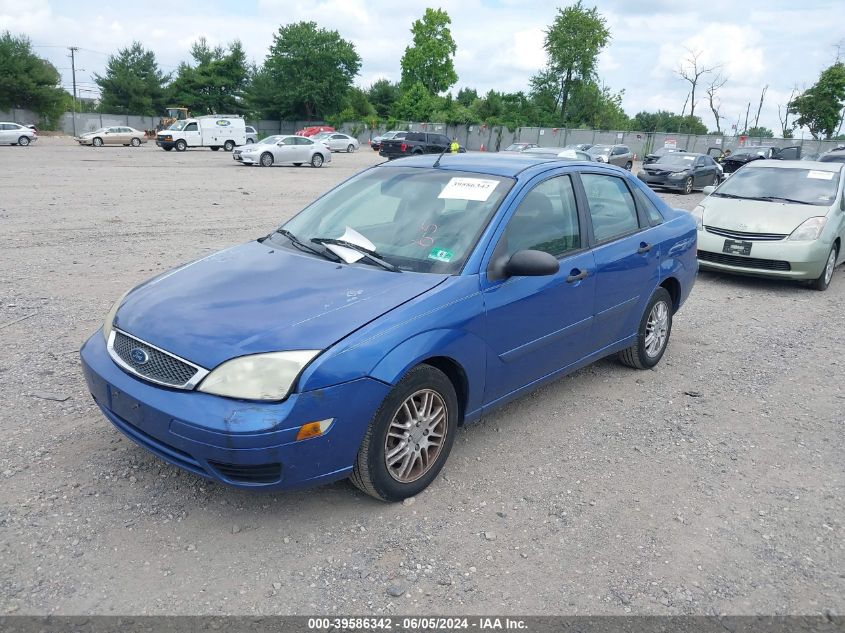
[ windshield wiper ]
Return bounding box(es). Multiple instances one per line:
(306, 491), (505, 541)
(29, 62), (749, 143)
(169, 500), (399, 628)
(311, 237), (401, 272)
(275, 229), (340, 262)
(712, 192), (749, 199)
(753, 196), (813, 205)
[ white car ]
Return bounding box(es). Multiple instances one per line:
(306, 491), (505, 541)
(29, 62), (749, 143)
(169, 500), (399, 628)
(321, 133), (360, 153)
(232, 135), (332, 168)
(0, 122), (38, 146)
(245, 126), (257, 145)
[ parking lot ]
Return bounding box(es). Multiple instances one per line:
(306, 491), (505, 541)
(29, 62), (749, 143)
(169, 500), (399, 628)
(1, 137), (843, 616)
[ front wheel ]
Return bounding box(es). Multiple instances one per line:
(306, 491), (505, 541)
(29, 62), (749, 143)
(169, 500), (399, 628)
(311, 153), (324, 168)
(223, 140), (235, 152)
(683, 176), (694, 195)
(92, 137), (104, 147)
(175, 139), (187, 152)
(625, 161), (633, 171)
(618, 287), (673, 369)
(260, 152), (274, 167)
(350, 365), (458, 501)
(130, 137), (141, 147)
(811, 244), (838, 291)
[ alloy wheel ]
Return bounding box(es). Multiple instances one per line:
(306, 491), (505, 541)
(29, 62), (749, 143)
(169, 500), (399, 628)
(384, 389), (448, 483)
(824, 248), (836, 285)
(644, 301), (669, 358)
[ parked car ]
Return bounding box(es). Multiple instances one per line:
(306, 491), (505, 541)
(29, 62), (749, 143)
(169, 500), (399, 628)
(692, 160), (845, 290)
(156, 116), (245, 152)
(80, 153), (697, 501)
(819, 147), (845, 164)
(75, 126), (147, 147)
(564, 143), (593, 152)
(637, 153), (720, 194)
(588, 144), (634, 169)
(321, 133), (360, 153)
(720, 145), (801, 174)
(379, 132), (464, 159)
(0, 122), (37, 146)
(643, 147), (687, 165)
(295, 125), (335, 137)
(232, 135), (331, 168)
(521, 147), (592, 161)
(370, 131), (406, 152)
(245, 126), (257, 144)
(501, 142), (539, 153)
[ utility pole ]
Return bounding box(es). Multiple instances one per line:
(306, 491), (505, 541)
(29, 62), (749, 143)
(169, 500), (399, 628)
(69, 46), (79, 137)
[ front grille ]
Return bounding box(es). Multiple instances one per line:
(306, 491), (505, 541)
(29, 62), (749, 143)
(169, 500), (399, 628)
(705, 226), (788, 241)
(208, 460), (282, 484)
(698, 250), (791, 271)
(111, 330), (200, 388)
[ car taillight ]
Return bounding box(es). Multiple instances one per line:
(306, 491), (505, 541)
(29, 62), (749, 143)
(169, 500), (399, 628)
(400, 143), (407, 152)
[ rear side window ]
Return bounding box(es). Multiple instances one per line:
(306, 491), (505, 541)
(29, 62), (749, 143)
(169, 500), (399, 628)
(406, 132), (425, 141)
(582, 174), (641, 242)
(633, 187), (664, 226)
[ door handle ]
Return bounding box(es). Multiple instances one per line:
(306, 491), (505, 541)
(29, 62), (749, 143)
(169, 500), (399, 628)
(566, 269), (589, 283)
(637, 242), (652, 254)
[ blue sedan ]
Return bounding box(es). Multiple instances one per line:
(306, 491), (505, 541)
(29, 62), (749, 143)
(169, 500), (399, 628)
(80, 154), (697, 501)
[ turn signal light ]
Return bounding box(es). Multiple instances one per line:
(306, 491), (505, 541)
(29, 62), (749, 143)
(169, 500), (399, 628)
(295, 419), (334, 441)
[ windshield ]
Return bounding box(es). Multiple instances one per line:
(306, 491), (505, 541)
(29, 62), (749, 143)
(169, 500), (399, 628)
(588, 145), (611, 156)
(653, 147), (680, 156)
(257, 135), (281, 144)
(656, 154), (697, 167)
(381, 132), (396, 139)
(169, 121), (188, 131)
(504, 144), (525, 151)
(714, 166), (840, 206)
(281, 167), (515, 274)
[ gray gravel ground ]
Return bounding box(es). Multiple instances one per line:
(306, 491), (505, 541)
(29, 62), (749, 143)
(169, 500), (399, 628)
(0, 138), (843, 616)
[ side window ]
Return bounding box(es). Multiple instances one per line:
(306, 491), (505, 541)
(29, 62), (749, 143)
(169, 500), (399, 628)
(501, 175), (581, 258)
(582, 174), (641, 242)
(185, 122), (198, 132)
(297, 137), (314, 145)
(633, 187), (664, 226)
(282, 136), (296, 145)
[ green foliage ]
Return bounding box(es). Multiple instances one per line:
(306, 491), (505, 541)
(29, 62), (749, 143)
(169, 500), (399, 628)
(391, 81), (439, 121)
(0, 31), (68, 126)
(456, 87), (478, 107)
(533, 1), (610, 122)
(631, 110), (708, 134)
(168, 38), (249, 115)
(400, 8), (458, 94)
(345, 86), (375, 119)
(742, 126), (774, 138)
(789, 62), (845, 139)
(251, 21), (361, 120)
(367, 79), (399, 117)
(94, 42), (169, 116)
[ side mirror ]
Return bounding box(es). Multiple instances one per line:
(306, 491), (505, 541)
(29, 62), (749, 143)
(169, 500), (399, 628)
(277, 141), (285, 146)
(702, 186), (715, 195)
(503, 250), (560, 278)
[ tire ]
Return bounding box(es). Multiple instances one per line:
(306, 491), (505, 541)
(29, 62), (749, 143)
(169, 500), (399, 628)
(92, 137), (103, 147)
(223, 140), (235, 152)
(683, 176), (694, 195)
(625, 161), (633, 171)
(175, 139), (187, 152)
(246, 138), (255, 145)
(811, 244), (838, 291)
(412, 149), (423, 156)
(260, 152), (274, 167)
(293, 162), (303, 167)
(18, 136), (30, 146)
(618, 287), (673, 370)
(210, 146), (220, 152)
(130, 137), (141, 147)
(163, 146), (173, 151)
(311, 153), (324, 168)
(347, 144), (355, 153)
(350, 365), (458, 502)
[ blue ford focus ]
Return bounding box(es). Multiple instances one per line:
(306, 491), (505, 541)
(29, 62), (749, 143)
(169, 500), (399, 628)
(80, 154), (697, 501)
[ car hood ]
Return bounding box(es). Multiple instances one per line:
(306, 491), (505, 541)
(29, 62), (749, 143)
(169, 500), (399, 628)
(702, 197), (826, 234)
(237, 143), (264, 152)
(114, 241), (448, 369)
(644, 164), (689, 173)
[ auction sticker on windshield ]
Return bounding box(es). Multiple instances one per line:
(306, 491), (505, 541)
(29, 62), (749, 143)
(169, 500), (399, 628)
(438, 177), (499, 201)
(807, 170), (834, 180)
(428, 247), (454, 262)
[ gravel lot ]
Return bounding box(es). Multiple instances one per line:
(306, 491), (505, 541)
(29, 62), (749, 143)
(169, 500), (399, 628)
(1, 137), (843, 616)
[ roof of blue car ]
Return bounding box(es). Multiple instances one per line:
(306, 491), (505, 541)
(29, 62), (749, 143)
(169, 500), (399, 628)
(377, 153), (600, 178)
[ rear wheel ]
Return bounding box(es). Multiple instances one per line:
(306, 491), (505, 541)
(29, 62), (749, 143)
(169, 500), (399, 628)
(683, 176), (694, 194)
(350, 365), (458, 501)
(93, 137), (104, 147)
(175, 139), (187, 152)
(17, 136), (30, 146)
(347, 143), (355, 153)
(162, 146), (173, 151)
(625, 161), (633, 170)
(311, 153), (324, 168)
(811, 244), (838, 291)
(223, 140), (235, 152)
(260, 152), (274, 167)
(618, 287), (673, 369)
(130, 137), (141, 147)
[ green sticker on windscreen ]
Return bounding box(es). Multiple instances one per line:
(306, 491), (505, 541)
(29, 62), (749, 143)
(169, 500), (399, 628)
(428, 247), (454, 262)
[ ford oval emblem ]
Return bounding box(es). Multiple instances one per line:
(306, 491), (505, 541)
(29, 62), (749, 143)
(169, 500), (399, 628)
(129, 347), (150, 365)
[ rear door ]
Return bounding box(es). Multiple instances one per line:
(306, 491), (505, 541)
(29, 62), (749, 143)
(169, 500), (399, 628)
(0, 123), (13, 143)
(775, 145), (802, 160)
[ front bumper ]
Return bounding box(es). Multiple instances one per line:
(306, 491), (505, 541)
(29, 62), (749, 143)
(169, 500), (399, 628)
(233, 151), (258, 164)
(80, 332), (390, 490)
(696, 229), (831, 280)
(638, 173), (688, 190)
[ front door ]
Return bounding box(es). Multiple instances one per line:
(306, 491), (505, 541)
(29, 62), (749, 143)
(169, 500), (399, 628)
(183, 122), (201, 146)
(482, 173), (596, 406)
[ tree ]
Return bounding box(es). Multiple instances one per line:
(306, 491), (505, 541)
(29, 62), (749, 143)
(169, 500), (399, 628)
(789, 62), (845, 139)
(631, 110), (707, 135)
(168, 38), (249, 114)
(456, 87), (478, 107)
(533, 1), (610, 124)
(254, 22), (361, 120)
(743, 126), (774, 138)
(367, 79), (399, 117)
(400, 8), (458, 94)
(752, 85), (768, 129)
(0, 31), (68, 126)
(777, 88), (798, 138)
(675, 48), (720, 119)
(705, 72), (728, 134)
(391, 81), (438, 121)
(94, 42), (169, 115)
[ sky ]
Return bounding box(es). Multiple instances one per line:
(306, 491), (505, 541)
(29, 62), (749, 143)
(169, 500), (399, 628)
(2, 0), (843, 135)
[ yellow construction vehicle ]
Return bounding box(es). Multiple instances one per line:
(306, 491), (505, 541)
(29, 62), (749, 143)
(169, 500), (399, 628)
(158, 107), (189, 131)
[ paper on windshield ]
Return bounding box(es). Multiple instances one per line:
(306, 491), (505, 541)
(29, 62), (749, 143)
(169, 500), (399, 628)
(323, 226), (376, 264)
(438, 178), (499, 202)
(807, 170), (834, 180)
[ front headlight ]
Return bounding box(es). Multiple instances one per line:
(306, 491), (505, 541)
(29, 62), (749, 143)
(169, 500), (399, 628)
(788, 216), (827, 241)
(197, 351), (320, 401)
(669, 171), (689, 179)
(102, 290), (131, 342)
(691, 205), (704, 231)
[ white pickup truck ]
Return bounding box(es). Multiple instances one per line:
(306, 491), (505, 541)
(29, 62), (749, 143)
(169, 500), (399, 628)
(156, 115), (246, 152)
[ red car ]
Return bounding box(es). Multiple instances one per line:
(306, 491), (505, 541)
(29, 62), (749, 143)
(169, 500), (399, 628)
(295, 125), (335, 137)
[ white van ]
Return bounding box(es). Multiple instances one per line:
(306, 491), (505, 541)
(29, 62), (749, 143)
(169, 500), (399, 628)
(155, 115), (246, 152)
